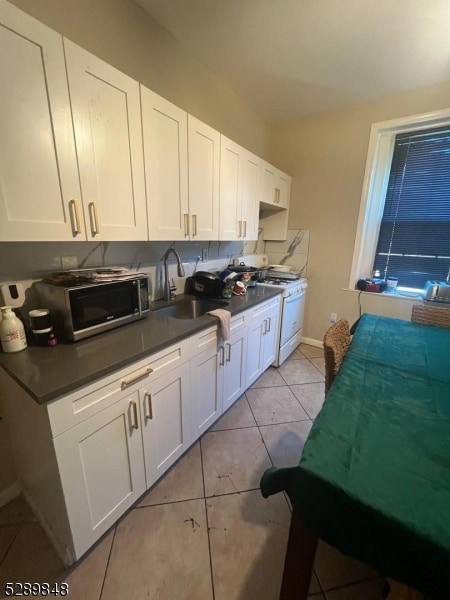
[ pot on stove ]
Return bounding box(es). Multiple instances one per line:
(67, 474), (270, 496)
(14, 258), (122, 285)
(227, 262), (268, 281)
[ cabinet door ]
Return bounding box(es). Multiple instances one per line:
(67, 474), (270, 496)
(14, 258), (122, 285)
(260, 161), (278, 206)
(140, 363), (190, 489)
(245, 318), (265, 387)
(222, 328), (248, 413)
(276, 171), (291, 209)
(262, 304), (280, 370)
(53, 393), (146, 560)
(64, 40), (147, 241)
(188, 116), (220, 240)
(219, 136), (241, 240)
(142, 87), (189, 241)
(190, 347), (223, 441)
(0, 3), (83, 241)
(240, 150), (261, 240)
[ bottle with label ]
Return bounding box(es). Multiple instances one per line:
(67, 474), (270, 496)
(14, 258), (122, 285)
(0, 306), (27, 353)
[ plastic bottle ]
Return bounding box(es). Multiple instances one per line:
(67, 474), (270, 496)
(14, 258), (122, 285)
(0, 306), (27, 353)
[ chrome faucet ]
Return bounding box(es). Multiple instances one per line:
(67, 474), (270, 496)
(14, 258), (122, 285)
(162, 248), (185, 301)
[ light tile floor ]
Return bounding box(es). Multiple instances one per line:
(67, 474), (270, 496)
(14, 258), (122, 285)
(0, 344), (384, 600)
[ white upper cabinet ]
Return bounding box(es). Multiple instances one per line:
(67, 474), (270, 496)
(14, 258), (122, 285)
(0, 2), (83, 241)
(188, 115), (220, 241)
(261, 160), (291, 209)
(219, 136), (241, 239)
(141, 88), (189, 240)
(219, 136), (260, 241)
(240, 150), (261, 240)
(142, 104), (219, 241)
(0, 3), (292, 244)
(260, 160), (292, 240)
(64, 40), (148, 241)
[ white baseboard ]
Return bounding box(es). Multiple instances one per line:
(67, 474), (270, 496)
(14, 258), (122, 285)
(300, 336), (323, 349)
(0, 480), (21, 508)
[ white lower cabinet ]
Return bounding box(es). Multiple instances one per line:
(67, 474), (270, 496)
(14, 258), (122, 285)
(245, 298), (281, 387)
(221, 324), (248, 413)
(53, 391), (146, 560)
(139, 362), (191, 488)
(261, 302), (280, 370)
(2, 296), (282, 566)
(190, 346), (223, 440)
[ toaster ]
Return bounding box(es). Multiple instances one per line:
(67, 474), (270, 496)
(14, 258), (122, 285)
(184, 272), (225, 298)
(423, 281), (450, 304)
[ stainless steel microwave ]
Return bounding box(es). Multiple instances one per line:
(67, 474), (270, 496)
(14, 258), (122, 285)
(36, 275), (150, 342)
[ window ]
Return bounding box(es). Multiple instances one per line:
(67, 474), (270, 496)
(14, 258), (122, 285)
(350, 109), (450, 293)
(373, 127), (450, 289)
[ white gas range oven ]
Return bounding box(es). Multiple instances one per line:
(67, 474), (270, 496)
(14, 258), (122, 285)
(238, 255), (307, 366)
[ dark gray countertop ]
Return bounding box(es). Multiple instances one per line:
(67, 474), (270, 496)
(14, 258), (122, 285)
(0, 287), (282, 405)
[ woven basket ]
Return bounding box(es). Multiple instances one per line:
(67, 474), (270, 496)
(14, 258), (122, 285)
(411, 304), (450, 328)
(323, 319), (351, 394)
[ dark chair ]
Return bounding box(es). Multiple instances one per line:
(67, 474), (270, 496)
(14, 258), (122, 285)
(411, 304), (450, 328)
(323, 319), (351, 394)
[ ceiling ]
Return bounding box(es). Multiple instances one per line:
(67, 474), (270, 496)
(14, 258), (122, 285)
(135, 0), (450, 123)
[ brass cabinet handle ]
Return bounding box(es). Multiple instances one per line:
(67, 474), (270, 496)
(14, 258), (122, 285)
(145, 392), (153, 420)
(88, 201), (100, 235)
(131, 400), (139, 430)
(192, 214), (197, 237)
(121, 367), (153, 389)
(276, 188), (281, 204)
(226, 342), (231, 362)
(184, 213), (190, 237)
(69, 199), (82, 235)
(243, 220), (247, 238)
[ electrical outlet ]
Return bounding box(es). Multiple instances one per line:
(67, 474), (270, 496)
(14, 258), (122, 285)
(330, 312), (338, 323)
(202, 248), (209, 261)
(61, 256), (78, 270)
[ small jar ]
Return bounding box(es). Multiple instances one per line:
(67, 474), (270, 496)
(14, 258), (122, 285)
(386, 277), (398, 293)
(222, 281), (234, 299)
(29, 309), (54, 346)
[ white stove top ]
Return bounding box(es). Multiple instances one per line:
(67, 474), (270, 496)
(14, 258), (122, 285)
(257, 277), (307, 297)
(237, 254), (307, 297)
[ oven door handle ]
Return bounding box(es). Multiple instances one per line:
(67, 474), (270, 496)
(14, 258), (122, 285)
(284, 290), (305, 303)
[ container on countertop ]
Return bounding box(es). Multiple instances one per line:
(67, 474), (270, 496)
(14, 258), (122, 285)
(0, 306), (27, 353)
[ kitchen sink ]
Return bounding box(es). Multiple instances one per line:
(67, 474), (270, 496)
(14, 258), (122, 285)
(152, 298), (230, 320)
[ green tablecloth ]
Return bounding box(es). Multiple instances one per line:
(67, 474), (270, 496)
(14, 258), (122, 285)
(260, 314), (450, 598)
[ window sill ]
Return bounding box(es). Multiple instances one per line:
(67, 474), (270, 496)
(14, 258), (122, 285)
(342, 288), (423, 302)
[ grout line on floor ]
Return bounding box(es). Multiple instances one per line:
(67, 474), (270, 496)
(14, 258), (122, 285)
(199, 436), (216, 600)
(306, 358), (325, 379)
(249, 382), (292, 389)
(244, 397), (273, 464)
(256, 417), (313, 428)
(134, 494), (206, 509)
(210, 423), (259, 432)
(288, 387), (317, 420)
(205, 487), (262, 499)
(313, 568), (325, 595)
(316, 574), (382, 595)
(98, 524), (117, 600)
(0, 523), (22, 568)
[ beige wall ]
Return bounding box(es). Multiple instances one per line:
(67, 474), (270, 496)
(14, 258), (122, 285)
(9, 0), (270, 158)
(270, 82), (450, 342)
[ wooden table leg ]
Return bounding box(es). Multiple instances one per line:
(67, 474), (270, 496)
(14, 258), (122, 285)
(280, 513), (318, 600)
